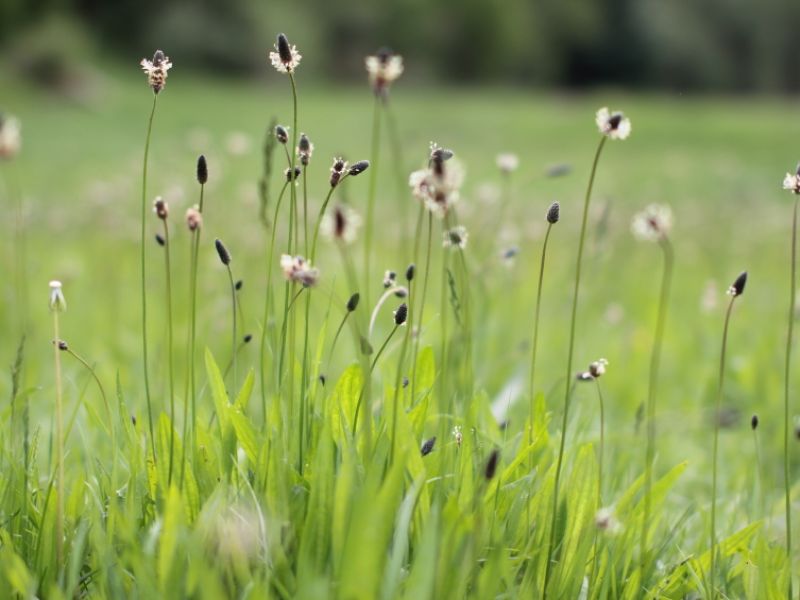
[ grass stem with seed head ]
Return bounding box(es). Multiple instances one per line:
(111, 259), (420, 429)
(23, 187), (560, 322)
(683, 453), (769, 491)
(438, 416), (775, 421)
(784, 196), (797, 600)
(52, 307), (64, 569)
(640, 236), (674, 579)
(710, 272), (746, 599)
(543, 135), (606, 597)
(215, 239), (237, 390)
(140, 94), (158, 461)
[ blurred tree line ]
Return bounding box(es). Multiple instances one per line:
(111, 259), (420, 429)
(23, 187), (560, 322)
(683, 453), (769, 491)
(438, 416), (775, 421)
(2, 0), (799, 92)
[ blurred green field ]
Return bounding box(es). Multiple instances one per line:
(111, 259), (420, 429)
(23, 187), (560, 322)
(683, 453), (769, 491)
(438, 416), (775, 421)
(1, 64), (799, 596)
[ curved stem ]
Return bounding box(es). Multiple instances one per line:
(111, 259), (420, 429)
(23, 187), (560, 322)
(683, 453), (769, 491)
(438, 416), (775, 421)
(543, 135), (606, 597)
(640, 236), (674, 578)
(528, 223), (554, 441)
(140, 94), (158, 461)
(353, 325), (399, 436)
(710, 295), (737, 599)
(784, 197), (797, 600)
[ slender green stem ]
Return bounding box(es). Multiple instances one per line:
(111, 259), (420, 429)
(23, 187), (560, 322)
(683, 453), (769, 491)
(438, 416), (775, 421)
(161, 220), (176, 487)
(180, 181), (203, 489)
(411, 212), (433, 403)
(64, 348), (111, 441)
(140, 94), (158, 461)
(364, 97), (382, 309)
(53, 309), (64, 570)
(260, 180), (290, 421)
(384, 101), (409, 235)
(226, 265), (238, 391)
(640, 236), (674, 579)
(784, 197), (797, 600)
(710, 295), (737, 599)
(543, 135), (606, 597)
(529, 223), (554, 441)
(589, 378), (607, 596)
(353, 325), (400, 437)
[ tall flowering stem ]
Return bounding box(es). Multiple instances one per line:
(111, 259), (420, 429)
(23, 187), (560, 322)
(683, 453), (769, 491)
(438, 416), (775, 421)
(709, 272), (746, 598)
(640, 238), (672, 573)
(542, 134), (607, 596)
(363, 96), (382, 309)
(50, 282), (66, 569)
(783, 194), (798, 599)
(528, 202), (559, 441)
(140, 95), (158, 460)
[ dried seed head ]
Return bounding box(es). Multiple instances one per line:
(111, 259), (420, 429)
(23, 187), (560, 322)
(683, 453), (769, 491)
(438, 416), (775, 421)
(269, 33), (302, 73)
(727, 271), (747, 297)
(546, 201), (560, 224)
(452, 425), (463, 447)
(365, 48), (404, 97)
(140, 49), (173, 94)
(186, 206), (202, 231)
(346, 293), (360, 312)
(235, 280), (243, 291)
(155, 233), (166, 246)
(330, 157), (348, 187)
(596, 107), (631, 140)
(783, 165), (800, 194)
(280, 254), (320, 287)
(442, 226), (468, 250)
(751, 414), (759, 430)
(196, 155), (208, 184)
(275, 125), (289, 144)
(405, 263), (415, 282)
(277, 34), (292, 63)
(285, 166), (302, 182)
(496, 153), (519, 174)
(394, 303), (408, 326)
(322, 204), (362, 245)
(383, 270), (397, 288)
(215, 238), (232, 266)
(153, 197), (168, 220)
(402, 376), (409, 388)
(56, 340), (68, 351)
(319, 374), (326, 386)
(420, 436), (436, 456)
(484, 449), (500, 480)
(297, 133), (313, 166)
(348, 160), (370, 176)
(243, 334), (253, 343)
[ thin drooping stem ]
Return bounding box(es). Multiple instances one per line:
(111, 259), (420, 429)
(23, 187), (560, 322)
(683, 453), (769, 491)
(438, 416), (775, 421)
(64, 347), (111, 443)
(783, 197), (797, 600)
(140, 95), (158, 460)
(528, 223), (554, 442)
(543, 135), (606, 597)
(363, 96), (382, 310)
(710, 295), (737, 599)
(161, 220), (176, 486)
(52, 309), (64, 569)
(640, 236), (674, 578)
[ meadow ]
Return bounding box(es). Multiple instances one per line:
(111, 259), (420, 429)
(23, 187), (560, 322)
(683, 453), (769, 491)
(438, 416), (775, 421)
(0, 43), (799, 598)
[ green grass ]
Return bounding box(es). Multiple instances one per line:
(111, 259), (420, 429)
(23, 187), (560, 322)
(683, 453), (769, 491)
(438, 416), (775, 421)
(0, 62), (799, 598)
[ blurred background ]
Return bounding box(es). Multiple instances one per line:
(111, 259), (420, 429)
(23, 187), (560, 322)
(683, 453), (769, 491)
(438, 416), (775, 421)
(2, 0), (800, 93)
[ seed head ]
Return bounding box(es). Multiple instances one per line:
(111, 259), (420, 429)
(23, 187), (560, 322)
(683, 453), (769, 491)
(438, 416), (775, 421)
(140, 49), (173, 94)
(631, 204), (673, 242)
(285, 166), (302, 182)
(196, 155), (208, 184)
(297, 133), (313, 166)
(383, 270), (397, 288)
(484, 449), (500, 480)
(751, 414), (759, 430)
(596, 107), (631, 140)
(346, 292), (360, 312)
(348, 160), (370, 176)
(155, 233), (166, 246)
(322, 204), (362, 245)
(330, 157), (348, 187)
(57, 340), (68, 351)
(420, 436), (436, 456)
(365, 48), (404, 97)
(782, 165), (800, 194)
(280, 254), (320, 287)
(546, 201), (560, 224)
(442, 226), (468, 250)
(243, 334), (253, 343)
(727, 271), (747, 297)
(186, 206), (202, 231)
(235, 280), (243, 291)
(452, 425), (463, 447)
(153, 197), (168, 220)
(405, 263), (415, 282)
(49, 280), (66, 312)
(275, 125), (289, 144)
(393, 303), (408, 326)
(496, 153), (519, 174)
(215, 238), (232, 266)
(270, 33), (302, 73)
